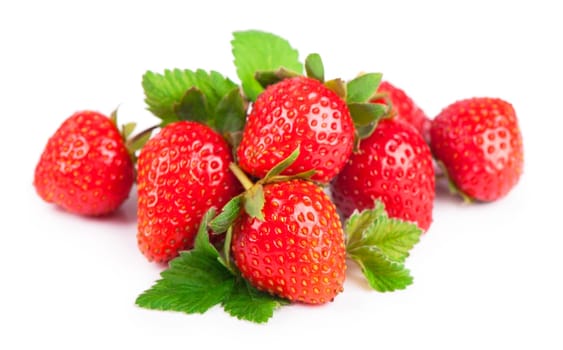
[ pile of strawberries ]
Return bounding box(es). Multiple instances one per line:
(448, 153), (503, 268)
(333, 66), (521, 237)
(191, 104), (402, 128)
(33, 30), (524, 322)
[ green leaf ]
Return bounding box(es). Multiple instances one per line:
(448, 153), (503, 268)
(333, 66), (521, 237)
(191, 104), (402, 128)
(214, 87), (247, 135)
(135, 209), (235, 314)
(142, 69), (237, 125)
(243, 184), (265, 221)
(346, 73), (382, 104)
(305, 53), (324, 82)
(222, 278), (287, 323)
(174, 87), (210, 124)
(209, 195), (242, 233)
(348, 247), (413, 292)
(348, 102), (387, 126)
(345, 201), (386, 247)
(344, 202), (422, 292)
(232, 30), (303, 101)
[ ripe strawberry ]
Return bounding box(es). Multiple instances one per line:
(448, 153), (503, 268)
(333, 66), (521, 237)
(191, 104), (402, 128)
(137, 121), (241, 263)
(429, 97), (524, 201)
(34, 110), (135, 216)
(236, 76), (355, 183)
(372, 80), (431, 141)
(331, 118), (435, 231)
(231, 179), (346, 304)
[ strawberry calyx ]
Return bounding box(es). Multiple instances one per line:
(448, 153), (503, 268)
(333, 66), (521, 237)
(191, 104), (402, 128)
(109, 108), (156, 165)
(435, 160), (474, 203)
(253, 53), (388, 146)
(208, 147), (312, 235)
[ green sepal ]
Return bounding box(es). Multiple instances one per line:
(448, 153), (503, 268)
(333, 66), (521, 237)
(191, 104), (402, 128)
(348, 102), (387, 127)
(437, 161), (474, 203)
(121, 122), (137, 140)
(254, 68), (301, 89)
(262, 146), (301, 181)
(324, 78), (347, 100)
(305, 53), (324, 82)
(209, 195), (243, 234)
(346, 73), (382, 104)
(215, 87), (247, 136)
(243, 184), (265, 221)
(174, 87), (210, 125)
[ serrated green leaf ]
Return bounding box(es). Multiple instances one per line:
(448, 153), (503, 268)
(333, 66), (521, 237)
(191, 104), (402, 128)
(345, 202), (422, 292)
(305, 53), (324, 82)
(209, 195), (242, 233)
(361, 216), (421, 263)
(345, 203), (421, 263)
(232, 30), (303, 101)
(142, 69), (237, 125)
(214, 88), (247, 135)
(135, 209), (235, 314)
(243, 184), (265, 221)
(349, 246), (413, 292)
(348, 102), (387, 126)
(346, 73), (382, 104)
(174, 87), (210, 124)
(345, 201), (386, 247)
(222, 279), (287, 323)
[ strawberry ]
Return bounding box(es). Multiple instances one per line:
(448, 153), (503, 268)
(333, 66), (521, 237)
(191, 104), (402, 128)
(429, 97), (524, 201)
(331, 118), (435, 232)
(231, 178), (347, 304)
(34, 110), (135, 216)
(236, 76), (355, 183)
(136, 121), (241, 263)
(372, 80), (431, 142)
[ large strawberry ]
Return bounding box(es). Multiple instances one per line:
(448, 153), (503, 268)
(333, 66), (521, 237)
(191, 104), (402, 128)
(429, 97), (524, 201)
(372, 80), (431, 141)
(331, 118), (435, 231)
(136, 121), (241, 263)
(34, 110), (136, 216)
(230, 177), (346, 304)
(237, 76), (355, 183)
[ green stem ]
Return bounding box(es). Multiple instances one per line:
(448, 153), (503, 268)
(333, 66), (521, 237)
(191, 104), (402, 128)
(229, 163), (255, 190)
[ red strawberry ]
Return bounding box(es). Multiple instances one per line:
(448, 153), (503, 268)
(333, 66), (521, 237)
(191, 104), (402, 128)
(236, 76), (355, 183)
(372, 80), (431, 142)
(137, 121), (241, 263)
(34, 110), (135, 216)
(232, 179), (347, 304)
(331, 118), (435, 231)
(429, 97), (524, 201)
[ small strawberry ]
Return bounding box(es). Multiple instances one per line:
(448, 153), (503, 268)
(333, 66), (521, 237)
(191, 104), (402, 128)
(231, 178), (347, 304)
(136, 121), (241, 263)
(331, 118), (435, 232)
(34, 110), (136, 216)
(429, 97), (524, 201)
(237, 75), (355, 183)
(372, 80), (431, 142)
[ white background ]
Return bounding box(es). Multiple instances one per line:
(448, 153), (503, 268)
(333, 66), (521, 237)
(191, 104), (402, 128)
(1, 0), (561, 348)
